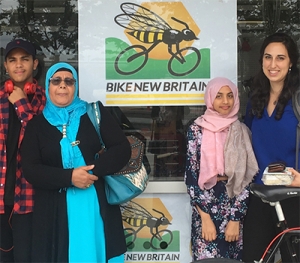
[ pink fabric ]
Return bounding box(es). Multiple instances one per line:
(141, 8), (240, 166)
(194, 77), (239, 190)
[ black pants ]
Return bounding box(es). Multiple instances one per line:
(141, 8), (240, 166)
(0, 206), (32, 263)
(242, 193), (300, 263)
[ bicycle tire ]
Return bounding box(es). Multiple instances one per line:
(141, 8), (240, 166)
(150, 229), (173, 250)
(124, 227), (137, 249)
(114, 45), (148, 75)
(168, 46), (201, 76)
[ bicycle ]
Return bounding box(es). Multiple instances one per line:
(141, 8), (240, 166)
(121, 201), (173, 250)
(192, 183), (300, 263)
(114, 44), (201, 77)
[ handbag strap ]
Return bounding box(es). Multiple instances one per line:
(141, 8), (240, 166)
(87, 102), (105, 148)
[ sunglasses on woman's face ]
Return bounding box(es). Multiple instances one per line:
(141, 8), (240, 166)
(49, 77), (76, 86)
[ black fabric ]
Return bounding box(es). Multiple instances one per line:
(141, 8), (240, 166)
(0, 207), (33, 263)
(243, 193), (300, 263)
(11, 212), (32, 262)
(21, 102), (130, 262)
(4, 94), (33, 205)
(30, 188), (68, 262)
(0, 205), (14, 263)
(106, 106), (151, 175)
(4, 104), (20, 205)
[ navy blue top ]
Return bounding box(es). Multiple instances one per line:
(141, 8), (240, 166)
(244, 99), (299, 184)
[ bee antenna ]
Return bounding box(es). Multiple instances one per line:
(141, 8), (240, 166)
(171, 17), (189, 29)
(152, 208), (165, 217)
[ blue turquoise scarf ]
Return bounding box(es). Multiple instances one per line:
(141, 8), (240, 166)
(43, 62), (87, 169)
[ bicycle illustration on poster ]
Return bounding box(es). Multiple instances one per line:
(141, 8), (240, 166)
(121, 200), (174, 250)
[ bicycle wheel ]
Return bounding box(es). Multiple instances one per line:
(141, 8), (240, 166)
(168, 46), (201, 77)
(192, 259), (243, 263)
(114, 45), (148, 75)
(150, 229), (173, 250)
(124, 227), (137, 249)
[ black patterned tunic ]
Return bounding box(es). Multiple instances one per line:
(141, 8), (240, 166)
(184, 122), (249, 261)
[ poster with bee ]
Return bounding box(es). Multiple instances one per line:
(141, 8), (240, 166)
(120, 193), (191, 263)
(78, 0), (237, 106)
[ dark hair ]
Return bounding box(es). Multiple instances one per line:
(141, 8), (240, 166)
(54, 68), (72, 74)
(248, 32), (299, 120)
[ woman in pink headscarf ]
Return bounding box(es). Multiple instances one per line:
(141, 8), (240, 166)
(184, 77), (258, 261)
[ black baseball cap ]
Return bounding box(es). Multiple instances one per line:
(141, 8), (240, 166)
(4, 39), (36, 59)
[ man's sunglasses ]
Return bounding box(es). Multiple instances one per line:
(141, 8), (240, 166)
(49, 77), (76, 86)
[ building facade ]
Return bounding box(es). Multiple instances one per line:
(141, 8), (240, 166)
(1, 0), (299, 262)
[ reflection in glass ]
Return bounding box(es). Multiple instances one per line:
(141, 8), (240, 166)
(1, 0), (299, 181)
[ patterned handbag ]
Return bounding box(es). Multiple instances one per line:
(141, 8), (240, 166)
(87, 102), (149, 205)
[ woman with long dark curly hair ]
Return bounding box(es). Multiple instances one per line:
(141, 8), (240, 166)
(243, 32), (300, 263)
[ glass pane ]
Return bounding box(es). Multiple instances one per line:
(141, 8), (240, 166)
(237, 0), (300, 118)
(106, 105), (206, 181)
(1, 0), (299, 182)
(0, 0), (78, 86)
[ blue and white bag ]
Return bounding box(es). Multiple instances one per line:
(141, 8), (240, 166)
(87, 102), (149, 205)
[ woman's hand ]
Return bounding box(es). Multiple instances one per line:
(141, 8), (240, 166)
(71, 165), (98, 189)
(196, 206), (217, 242)
(225, 220), (239, 242)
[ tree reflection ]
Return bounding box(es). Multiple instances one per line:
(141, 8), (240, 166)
(0, 0), (78, 61)
(237, 0), (299, 40)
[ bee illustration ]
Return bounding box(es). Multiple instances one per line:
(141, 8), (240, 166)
(120, 200), (173, 250)
(114, 2), (201, 76)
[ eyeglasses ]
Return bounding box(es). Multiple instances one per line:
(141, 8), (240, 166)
(49, 77), (76, 86)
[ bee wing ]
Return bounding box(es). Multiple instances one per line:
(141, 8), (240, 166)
(115, 3), (171, 31)
(120, 200), (152, 219)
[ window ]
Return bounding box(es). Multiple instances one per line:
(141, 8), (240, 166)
(1, 0), (299, 182)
